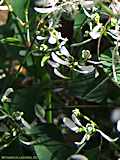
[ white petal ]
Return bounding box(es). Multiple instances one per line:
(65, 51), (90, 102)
(21, 118), (31, 129)
(63, 117), (79, 131)
(83, 1), (94, 10)
(107, 29), (120, 41)
(4, 88), (14, 97)
(73, 68), (91, 74)
(95, 70), (99, 78)
(90, 24), (102, 39)
(48, 36), (57, 44)
(96, 129), (118, 142)
(78, 65), (95, 73)
(90, 31), (101, 39)
(34, 7), (57, 13)
(92, 24), (102, 32)
(36, 36), (47, 41)
(111, 108), (120, 122)
(60, 46), (71, 57)
(75, 134), (88, 146)
(20, 139), (36, 145)
(72, 114), (82, 127)
(54, 68), (69, 79)
(117, 120), (120, 132)
(70, 154), (88, 160)
(83, 7), (91, 17)
(51, 52), (69, 66)
(0, 5), (8, 10)
(48, 60), (60, 68)
(87, 60), (101, 65)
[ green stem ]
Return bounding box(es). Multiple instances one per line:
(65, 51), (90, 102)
(112, 45), (118, 83)
(46, 91), (52, 123)
(76, 142), (86, 154)
(5, 0), (26, 44)
(25, 0), (31, 47)
(71, 38), (92, 47)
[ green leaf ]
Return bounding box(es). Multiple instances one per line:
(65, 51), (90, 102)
(34, 104), (45, 119)
(24, 124), (76, 160)
(74, 8), (87, 29)
(85, 147), (99, 160)
(100, 49), (120, 85)
(41, 55), (50, 67)
(66, 72), (109, 103)
(9, 0), (28, 20)
(34, 141), (74, 160)
(34, 145), (51, 160)
(26, 55), (33, 66)
(0, 37), (21, 46)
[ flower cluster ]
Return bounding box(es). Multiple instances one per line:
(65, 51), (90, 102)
(33, 1), (96, 79)
(63, 108), (118, 149)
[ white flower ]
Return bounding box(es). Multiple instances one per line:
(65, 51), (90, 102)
(54, 68), (69, 79)
(63, 117), (79, 132)
(34, 6), (57, 14)
(109, 1), (120, 14)
(51, 52), (69, 66)
(77, 65), (95, 74)
(48, 60), (60, 68)
(34, 0), (58, 14)
(107, 29), (120, 41)
(1, 88), (14, 103)
(90, 23), (102, 39)
(48, 36), (57, 44)
(57, 32), (67, 41)
(0, 0), (4, 5)
(34, 0), (58, 8)
(60, 46), (71, 57)
(36, 36), (47, 41)
(96, 129), (118, 142)
(82, 0), (94, 10)
(68, 154), (88, 160)
(0, 73), (6, 79)
(63, 109), (118, 146)
(117, 120), (120, 132)
(111, 108), (120, 123)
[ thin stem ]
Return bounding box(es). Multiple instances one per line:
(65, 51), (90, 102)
(5, 0), (26, 44)
(71, 38), (92, 47)
(112, 45), (118, 83)
(76, 142), (86, 154)
(97, 36), (101, 60)
(46, 91), (52, 123)
(83, 76), (109, 99)
(97, 19), (110, 60)
(25, 0), (31, 47)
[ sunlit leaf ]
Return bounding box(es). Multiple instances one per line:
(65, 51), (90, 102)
(34, 104), (45, 119)
(41, 55), (50, 67)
